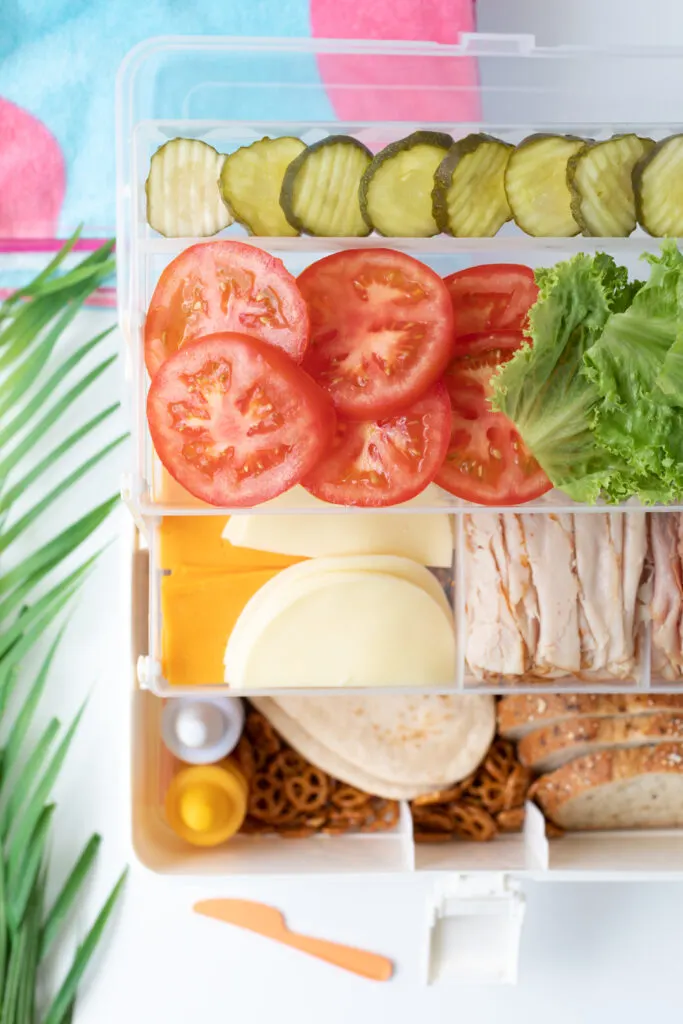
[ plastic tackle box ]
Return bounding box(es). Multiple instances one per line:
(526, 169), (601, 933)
(117, 34), (683, 984)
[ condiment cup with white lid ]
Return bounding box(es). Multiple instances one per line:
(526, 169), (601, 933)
(162, 696), (245, 765)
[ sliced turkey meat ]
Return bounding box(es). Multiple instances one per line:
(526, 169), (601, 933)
(464, 514), (526, 678)
(650, 513), (683, 680)
(573, 515), (611, 672)
(521, 513), (581, 676)
(500, 514), (540, 665)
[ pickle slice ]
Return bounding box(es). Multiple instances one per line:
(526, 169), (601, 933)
(505, 134), (585, 237)
(568, 134), (655, 237)
(146, 138), (232, 238)
(280, 136), (372, 237)
(360, 131), (453, 237)
(432, 134), (513, 237)
(220, 136), (305, 236)
(634, 134), (683, 237)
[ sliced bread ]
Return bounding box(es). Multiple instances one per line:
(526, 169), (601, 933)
(497, 693), (683, 741)
(531, 744), (683, 830)
(518, 711), (683, 773)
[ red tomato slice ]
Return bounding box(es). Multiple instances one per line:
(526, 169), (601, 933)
(302, 383), (451, 507)
(444, 264), (538, 341)
(147, 333), (335, 508)
(144, 241), (310, 377)
(299, 249), (454, 420)
(435, 331), (552, 506)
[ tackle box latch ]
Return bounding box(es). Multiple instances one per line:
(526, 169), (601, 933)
(424, 872), (525, 985)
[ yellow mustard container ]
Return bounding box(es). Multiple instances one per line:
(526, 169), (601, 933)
(165, 760), (248, 847)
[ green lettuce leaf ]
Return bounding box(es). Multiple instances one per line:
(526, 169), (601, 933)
(653, 244), (683, 404)
(490, 253), (624, 503)
(585, 242), (683, 500)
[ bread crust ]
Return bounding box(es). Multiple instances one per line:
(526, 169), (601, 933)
(497, 694), (683, 740)
(518, 712), (683, 772)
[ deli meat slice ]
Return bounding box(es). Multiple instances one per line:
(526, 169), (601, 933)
(464, 512), (645, 682)
(573, 515), (611, 672)
(501, 514), (540, 665)
(650, 513), (683, 680)
(522, 514), (580, 675)
(464, 514), (525, 677)
(622, 512), (647, 660)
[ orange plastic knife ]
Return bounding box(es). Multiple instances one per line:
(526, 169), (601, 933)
(194, 899), (393, 981)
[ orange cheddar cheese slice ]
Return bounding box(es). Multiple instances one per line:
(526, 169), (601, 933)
(159, 516), (302, 573)
(161, 568), (282, 686)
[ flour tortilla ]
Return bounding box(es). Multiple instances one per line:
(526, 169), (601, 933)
(252, 692), (495, 792)
(252, 698), (430, 799)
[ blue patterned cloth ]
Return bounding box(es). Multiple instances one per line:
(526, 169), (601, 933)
(0, 0), (311, 234)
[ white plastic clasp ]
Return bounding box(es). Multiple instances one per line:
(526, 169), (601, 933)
(137, 655), (161, 692)
(424, 872), (525, 985)
(459, 33), (536, 56)
(120, 473), (148, 539)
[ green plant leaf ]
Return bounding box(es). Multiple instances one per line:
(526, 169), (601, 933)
(0, 659), (17, 725)
(0, 857), (6, 1007)
(0, 498), (117, 600)
(42, 870), (127, 1024)
(14, 877), (42, 1024)
(0, 404), (120, 515)
(0, 543), (102, 627)
(1, 228), (83, 311)
(0, 559), (64, 626)
(17, 258), (115, 301)
(0, 718), (59, 841)
(0, 916), (27, 1024)
(0, 602), (75, 691)
(0, 296), (78, 373)
(0, 340), (116, 476)
(7, 706), (86, 884)
(1, 631), (64, 786)
(0, 237), (113, 340)
(0, 264), (109, 419)
(0, 438), (127, 555)
(0, 236), (122, 1020)
(0, 561), (96, 664)
(0, 270), (112, 375)
(40, 835), (102, 960)
(8, 803), (55, 932)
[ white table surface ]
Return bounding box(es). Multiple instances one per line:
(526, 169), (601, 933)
(27, 1), (683, 1013)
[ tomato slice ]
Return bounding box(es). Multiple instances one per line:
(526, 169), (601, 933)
(444, 264), (538, 341)
(302, 383), (451, 507)
(299, 249), (454, 420)
(435, 331), (552, 506)
(147, 333), (335, 508)
(144, 241), (310, 377)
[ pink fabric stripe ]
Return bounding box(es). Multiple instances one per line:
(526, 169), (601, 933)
(0, 237), (113, 253)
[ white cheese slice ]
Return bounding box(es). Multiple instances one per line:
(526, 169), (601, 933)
(224, 553), (453, 681)
(223, 508), (453, 567)
(226, 570), (456, 689)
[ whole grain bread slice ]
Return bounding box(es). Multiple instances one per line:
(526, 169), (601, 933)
(518, 711), (683, 773)
(531, 743), (683, 830)
(497, 694), (683, 741)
